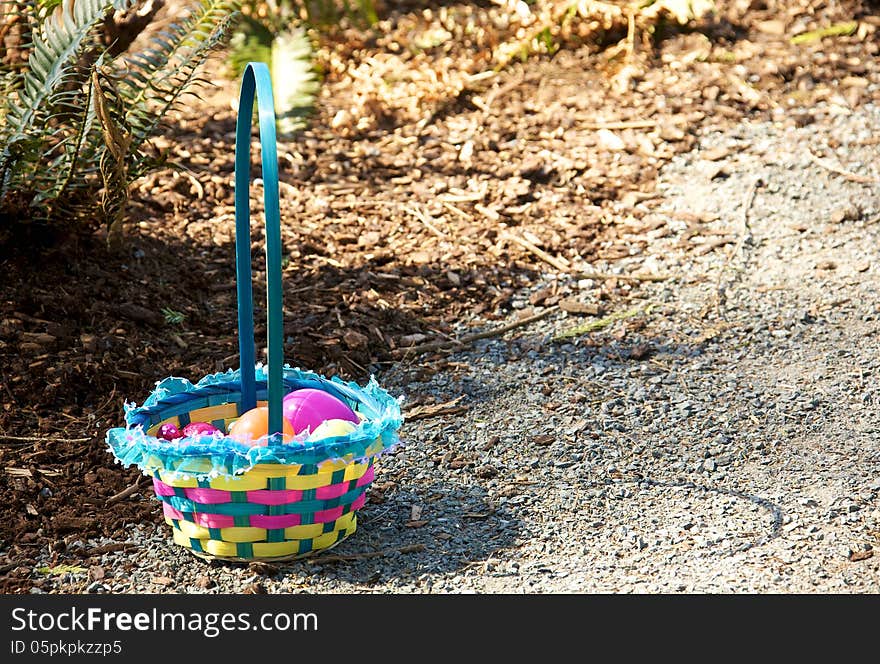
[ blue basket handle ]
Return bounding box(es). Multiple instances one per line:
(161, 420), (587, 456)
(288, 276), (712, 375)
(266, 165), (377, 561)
(234, 62), (285, 442)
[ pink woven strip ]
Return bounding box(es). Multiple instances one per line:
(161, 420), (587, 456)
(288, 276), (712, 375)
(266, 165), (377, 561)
(315, 482), (349, 500)
(313, 493), (366, 524)
(184, 487), (232, 504)
(152, 479), (176, 497)
(246, 488), (304, 505)
(355, 465), (375, 488)
(162, 503), (235, 528)
(313, 504), (344, 523)
(249, 513), (303, 529)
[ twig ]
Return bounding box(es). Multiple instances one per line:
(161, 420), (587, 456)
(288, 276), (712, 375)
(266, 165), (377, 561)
(403, 205), (446, 238)
(392, 307), (557, 357)
(0, 369), (19, 406)
(441, 201), (472, 222)
(575, 270), (673, 283)
(0, 434), (92, 444)
(105, 477), (148, 505)
(502, 232), (570, 272)
(712, 177), (762, 315)
(553, 303), (654, 341)
(307, 543), (425, 565)
(581, 119), (658, 131)
(808, 150), (880, 184)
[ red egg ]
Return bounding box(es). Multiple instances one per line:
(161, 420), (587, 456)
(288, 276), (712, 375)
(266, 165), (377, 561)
(157, 423), (182, 441)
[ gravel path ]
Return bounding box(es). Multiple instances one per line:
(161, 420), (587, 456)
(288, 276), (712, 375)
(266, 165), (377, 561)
(36, 102), (880, 594)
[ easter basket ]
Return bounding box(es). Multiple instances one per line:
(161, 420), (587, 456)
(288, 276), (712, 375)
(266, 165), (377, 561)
(105, 63), (403, 562)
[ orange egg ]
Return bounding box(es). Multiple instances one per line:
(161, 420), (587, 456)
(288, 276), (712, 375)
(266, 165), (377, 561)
(228, 406), (295, 446)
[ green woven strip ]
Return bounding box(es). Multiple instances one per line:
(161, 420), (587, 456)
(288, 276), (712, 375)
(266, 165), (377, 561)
(330, 469), (345, 485)
(298, 463), (318, 476)
(299, 539), (312, 555)
(266, 529), (285, 543)
(236, 542), (254, 558)
(177, 411), (191, 427)
(268, 476), (286, 490)
(190, 538), (204, 553)
(231, 491), (247, 503)
(211, 418), (226, 431)
(174, 487), (187, 497)
(209, 527), (222, 540)
(267, 503), (281, 516)
(301, 488), (316, 502)
(322, 521), (335, 534)
(234, 514), (250, 527)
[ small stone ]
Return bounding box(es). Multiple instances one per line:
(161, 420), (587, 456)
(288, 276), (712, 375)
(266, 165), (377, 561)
(702, 459), (716, 472)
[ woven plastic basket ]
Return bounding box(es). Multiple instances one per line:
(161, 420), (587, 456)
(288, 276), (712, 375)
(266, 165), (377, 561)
(105, 63), (402, 562)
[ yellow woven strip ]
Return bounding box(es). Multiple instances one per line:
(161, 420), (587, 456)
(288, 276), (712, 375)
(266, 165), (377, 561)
(284, 512), (355, 540)
(343, 461), (370, 482)
(186, 403), (240, 425)
(168, 511), (357, 543)
(204, 463), (299, 491)
(364, 438), (384, 456)
(317, 456), (352, 472)
(171, 525), (352, 558)
(157, 471), (199, 488)
(313, 527), (351, 550)
(251, 541), (304, 557)
(281, 470), (338, 490)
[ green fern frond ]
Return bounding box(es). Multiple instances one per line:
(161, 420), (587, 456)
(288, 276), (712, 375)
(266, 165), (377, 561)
(118, 0), (240, 154)
(38, 56), (100, 206)
(7, 0), (130, 134)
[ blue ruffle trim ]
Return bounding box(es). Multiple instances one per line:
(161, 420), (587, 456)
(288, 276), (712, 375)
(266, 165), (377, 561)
(105, 365), (404, 479)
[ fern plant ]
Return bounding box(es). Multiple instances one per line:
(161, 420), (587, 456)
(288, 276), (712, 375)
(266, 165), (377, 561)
(0, 0), (240, 235)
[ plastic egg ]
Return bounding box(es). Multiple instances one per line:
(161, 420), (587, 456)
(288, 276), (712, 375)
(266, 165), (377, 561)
(157, 423), (182, 441)
(282, 388), (359, 434)
(307, 418), (357, 441)
(228, 406), (295, 446)
(181, 421), (220, 438)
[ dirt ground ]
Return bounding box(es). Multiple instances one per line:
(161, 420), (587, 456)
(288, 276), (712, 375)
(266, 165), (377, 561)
(1, 0), (879, 593)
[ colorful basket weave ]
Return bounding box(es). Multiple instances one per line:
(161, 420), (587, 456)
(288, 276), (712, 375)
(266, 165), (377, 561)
(105, 63), (403, 562)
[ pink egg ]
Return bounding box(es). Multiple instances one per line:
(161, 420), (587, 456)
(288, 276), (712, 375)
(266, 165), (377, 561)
(181, 421), (220, 438)
(157, 423), (182, 441)
(282, 388), (359, 434)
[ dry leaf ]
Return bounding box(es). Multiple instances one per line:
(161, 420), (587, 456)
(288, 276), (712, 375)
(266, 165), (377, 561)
(849, 550), (873, 562)
(559, 298), (601, 315)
